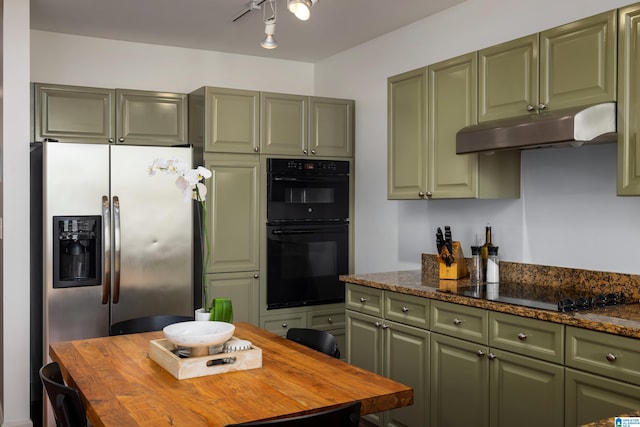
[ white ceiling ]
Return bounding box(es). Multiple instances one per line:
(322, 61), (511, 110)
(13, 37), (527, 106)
(30, 0), (466, 63)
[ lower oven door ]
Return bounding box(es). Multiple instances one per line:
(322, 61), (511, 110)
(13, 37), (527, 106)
(266, 223), (348, 310)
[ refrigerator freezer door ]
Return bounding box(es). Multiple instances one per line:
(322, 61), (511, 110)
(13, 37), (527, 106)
(44, 142), (111, 345)
(109, 145), (193, 325)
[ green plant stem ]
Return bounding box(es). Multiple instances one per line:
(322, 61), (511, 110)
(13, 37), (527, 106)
(195, 186), (211, 312)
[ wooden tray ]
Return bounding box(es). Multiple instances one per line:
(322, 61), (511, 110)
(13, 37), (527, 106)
(149, 337), (262, 379)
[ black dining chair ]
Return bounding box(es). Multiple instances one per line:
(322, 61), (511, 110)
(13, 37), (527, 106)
(109, 314), (193, 335)
(285, 327), (341, 359)
(225, 400), (361, 427)
(39, 361), (88, 427)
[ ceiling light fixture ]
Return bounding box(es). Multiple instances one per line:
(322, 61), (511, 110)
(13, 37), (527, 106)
(287, 0), (318, 21)
(260, 0), (278, 49)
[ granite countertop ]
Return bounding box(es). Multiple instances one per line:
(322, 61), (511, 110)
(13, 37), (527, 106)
(340, 256), (640, 339)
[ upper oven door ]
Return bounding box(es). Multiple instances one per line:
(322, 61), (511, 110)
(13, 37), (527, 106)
(267, 166), (349, 223)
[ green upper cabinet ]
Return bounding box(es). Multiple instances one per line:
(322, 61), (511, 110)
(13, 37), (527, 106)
(617, 3), (640, 196)
(260, 92), (308, 156)
(116, 89), (188, 146)
(34, 83), (114, 144)
(428, 53), (520, 199)
(478, 35), (539, 122)
(387, 68), (428, 199)
(479, 10), (616, 123)
(34, 83), (188, 146)
(197, 87), (260, 154)
(309, 97), (355, 158)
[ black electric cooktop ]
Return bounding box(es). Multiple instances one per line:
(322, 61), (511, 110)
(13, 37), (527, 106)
(438, 282), (626, 313)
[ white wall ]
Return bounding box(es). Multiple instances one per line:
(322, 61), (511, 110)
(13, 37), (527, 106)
(315, 0), (640, 275)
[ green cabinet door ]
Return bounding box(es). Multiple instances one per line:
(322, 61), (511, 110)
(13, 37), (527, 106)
(204, 153), (260, 273)
(261, 92), (308, 155)
(309, 97), (354, 158)
(34, 83), (114, 144)
(428, 53), (479, 198)
(488, 349), (564, 427)
(384, 321), (429, 427)
(116, 89), (188, 146)
(617, 3), (640, 195)
(540, 10), (617, 112)
(201, 87), (260, 154)
(430, 332), (489, 427)
(205, 271), (259, 326)
(479, 35), (539, 122)
(565, 367), (640, 427)
(387, 68), (428, 199)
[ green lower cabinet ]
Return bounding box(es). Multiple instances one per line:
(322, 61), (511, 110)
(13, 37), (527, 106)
(430, 333), (489, 427)
(430, 334), (564, 427)
(488, 349), (564, 427)
(565, 367), (640, 426)
(205, 272), (259, 326)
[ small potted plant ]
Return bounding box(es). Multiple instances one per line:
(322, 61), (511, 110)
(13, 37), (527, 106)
(148, 158), (232, 323)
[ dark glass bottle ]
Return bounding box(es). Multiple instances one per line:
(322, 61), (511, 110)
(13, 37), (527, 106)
(480, 226), (493, 281)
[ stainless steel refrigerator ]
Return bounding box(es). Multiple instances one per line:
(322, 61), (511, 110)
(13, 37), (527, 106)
(31, 141), (194, 425)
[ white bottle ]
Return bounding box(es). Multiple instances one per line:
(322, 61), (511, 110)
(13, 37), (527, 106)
(486, 246), (499, 284)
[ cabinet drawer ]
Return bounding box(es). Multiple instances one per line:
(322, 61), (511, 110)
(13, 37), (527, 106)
(566, 326), (640, 386)
(430, 300), (488, 345)
(490, 311), (564, 364)
(261, 313), (306, 337)
(308, 308), (345, 329)
(385, 292), (430, 329)
(345, 284), (383, 317)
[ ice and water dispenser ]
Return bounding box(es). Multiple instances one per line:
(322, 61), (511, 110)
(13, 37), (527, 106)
(52, 216), (102, 288)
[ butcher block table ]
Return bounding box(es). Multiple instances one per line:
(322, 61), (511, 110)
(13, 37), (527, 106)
(49, 322), (413, 426)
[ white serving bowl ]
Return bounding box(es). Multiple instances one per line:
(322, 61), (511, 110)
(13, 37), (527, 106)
(163, 321), (235, 348)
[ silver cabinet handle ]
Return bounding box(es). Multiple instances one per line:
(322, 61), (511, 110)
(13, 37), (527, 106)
(108, 138), (114, 143)
(453, 318), (462, 325)
(118, 137), (125, 143)
(327, 318), (333, 324)
(538, 103), (547, 111)
(101, 196), (111, 304)
(281, 323), (288, 328)
(374, 321), (382, 327)
(303, 149), (309, 154)
(476, 350), (485, 357)
(487, 353), (497, 360)
(253, 274), (259, 279)
(401, 306), (409, 313)
(526, 104), (534, 112)
(311, 149), (316, 155)
(517, 332), (527, 341)
(426, 191), (433, 197)
(418, 191), (425, 197)
(254, 147), (259, 152)
(606, 352), (617, 362)
(360, 297), (368, 303)
(381, 323), (389, 330)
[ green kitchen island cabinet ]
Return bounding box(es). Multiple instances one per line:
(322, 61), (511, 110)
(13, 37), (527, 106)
(34, 83), (188, 146)
(190, 87), (260, 154)
(261, 92), (354, 158)
(345, 284), (430, 427)
(617, 3), (640, 196)
(478, 10), (617, 123)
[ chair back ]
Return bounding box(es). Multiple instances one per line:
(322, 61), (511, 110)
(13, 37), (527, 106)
(225, 401), (361, 426)
(39, 362), (88, 427)
(109, 315), (193, 335)
(285, 328), (340, 358)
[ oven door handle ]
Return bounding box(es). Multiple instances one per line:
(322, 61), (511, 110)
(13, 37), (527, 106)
(271, 228), (345, 235)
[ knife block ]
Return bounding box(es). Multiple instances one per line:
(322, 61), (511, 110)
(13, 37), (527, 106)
(438, 241), (468, 280)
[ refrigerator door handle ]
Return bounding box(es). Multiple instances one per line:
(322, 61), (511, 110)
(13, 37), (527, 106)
(113, 196), (121, 304)
(101, 195), (111, 304)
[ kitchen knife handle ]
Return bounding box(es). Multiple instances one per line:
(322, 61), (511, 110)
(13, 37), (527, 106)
(101, 196), (111, 305)
(113, 196), (121, 304)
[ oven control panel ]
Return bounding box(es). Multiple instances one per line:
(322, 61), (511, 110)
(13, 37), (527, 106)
(268, 158), (349, 175)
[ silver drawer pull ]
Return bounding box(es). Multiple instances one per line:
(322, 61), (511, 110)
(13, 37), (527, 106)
(517, 332), (527, 341)
(401, 306), (409, 313)
(281, 323), (288, 328)
(453, 318), (462, 325)
(606, 352), (617, 362)
(476, 350), (485, 357)
(487, 353), (497, 360)
(327, 317), (333, 324)
(360, 297), (368, 303)
(374, 321), (382, 328)
(381, 323), (389, 330)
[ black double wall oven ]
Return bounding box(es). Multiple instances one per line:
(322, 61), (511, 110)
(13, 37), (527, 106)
(266, 158), (350, 310)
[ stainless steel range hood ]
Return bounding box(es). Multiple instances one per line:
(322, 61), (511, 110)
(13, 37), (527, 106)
(456, 102), (617, 154)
